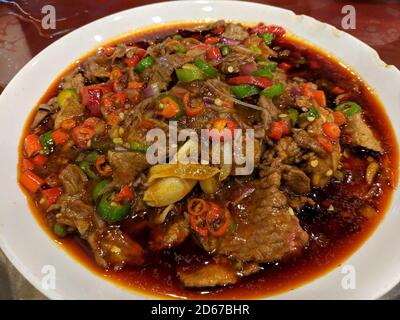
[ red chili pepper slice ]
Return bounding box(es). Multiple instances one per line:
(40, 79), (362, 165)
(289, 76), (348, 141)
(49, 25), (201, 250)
(228, 76), (272, 89)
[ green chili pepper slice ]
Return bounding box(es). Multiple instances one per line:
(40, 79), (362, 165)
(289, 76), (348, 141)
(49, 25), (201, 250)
(97, 192), (130, 223)
(251, 68), (273, 79)
(335, 101), (361, 117)
(194, 58), (218, 78)
(250, 45), (261, 54)
(220, 45), (230, 56)
(257, 61), (277, 72)
(176, 67), (204, 82)
(79, 161), (98, 180)
(260, 32), (274, 45)
(84, 151), (100, 164)
(172, 34), (182, 40)
(286, 108), (299, 126)
(130, 141), (149, 153)
(57, 88), (79, 107)
(135, 56), (155, 73)
(231, 85), (261, 99)
(299, 106), (320, 123)
(39, 131), (55, 155)
(53, 223), (68, 237)
(175, 45), (187, 54)
(261, 83), (285, 98)
(92, 179), (111, 202)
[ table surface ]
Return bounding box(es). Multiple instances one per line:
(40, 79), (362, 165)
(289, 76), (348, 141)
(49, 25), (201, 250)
(0, 0), (399, 300)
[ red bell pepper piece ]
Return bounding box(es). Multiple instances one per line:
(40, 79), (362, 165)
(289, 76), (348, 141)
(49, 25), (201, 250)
(206, 47), (222, 61)
(228, 76), (272, 89)
(41, 187), (63, 205)
(269, 121), (289, 140)
(249, 24), (286, 36)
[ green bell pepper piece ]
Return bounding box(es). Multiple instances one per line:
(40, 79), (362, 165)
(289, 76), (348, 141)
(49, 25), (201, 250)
(261, 83), (285, 98)
(175, 67), (204, 82)
(231, 85), (261, 99)
(194, 58), (218, 78)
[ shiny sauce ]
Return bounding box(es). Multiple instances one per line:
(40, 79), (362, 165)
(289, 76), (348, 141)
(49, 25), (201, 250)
(19, 23), (398, 299)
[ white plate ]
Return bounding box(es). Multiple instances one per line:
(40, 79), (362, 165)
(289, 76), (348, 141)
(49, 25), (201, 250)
(0, 0), (399, 300)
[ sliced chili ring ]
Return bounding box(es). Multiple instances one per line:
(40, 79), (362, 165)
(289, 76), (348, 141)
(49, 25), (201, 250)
(190, 214), (208, 237)
(206, 202), (232, 237)
(187, 198), (209, 216)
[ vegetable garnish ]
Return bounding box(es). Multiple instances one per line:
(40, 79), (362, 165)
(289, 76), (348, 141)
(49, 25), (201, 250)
(183, 93), (205, 117)
(176, 66), (205, 82)
(206, 46), (222, 61)
(194, 58), (218, 78)
(188, 198), (209, 216)
(249, 23), (286, 36)
(205, 202), (232, 237)
(332, 111), (347, 126)
(41, 187), (62, 206)
(231, 84), (261, 99)
(260, 32), (274, 45)
(92, 179), (111, 202)
(190, 214), (209, 237)
(24, 134), (42, 158)
(335, 101), (361, 117)
(39, 131), (55, 156)
(20, 170), (44, 193)
(97, 191), (130, 222)
(95, 155), (112, 177)
(228, 76), (272, 89)
(114, 185), (135, 203)
(135, 56), (155, 73)
(57, 88), (79, 107)
(269, 121), (290, 140)
(157, 95), (184, 119)
(322, 122), (341, 139)
(261, 83), (285, 98)
(318, 135), (334, 153)
(130, 141), (149, 153)
(209, 118), (238, 142)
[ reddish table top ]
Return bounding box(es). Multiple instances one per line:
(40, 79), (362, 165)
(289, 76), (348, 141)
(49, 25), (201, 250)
(0, 0), (399, 95)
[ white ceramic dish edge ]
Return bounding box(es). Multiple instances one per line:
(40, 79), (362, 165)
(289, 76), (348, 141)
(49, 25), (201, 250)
(0, 0), (399, 300)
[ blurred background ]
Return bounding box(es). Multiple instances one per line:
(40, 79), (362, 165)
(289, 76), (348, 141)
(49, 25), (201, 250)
(0, 0), (399, 299)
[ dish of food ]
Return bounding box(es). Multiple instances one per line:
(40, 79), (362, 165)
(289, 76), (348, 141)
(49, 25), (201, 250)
(1, 1), (400, 300)
(16, 18), (398, 299)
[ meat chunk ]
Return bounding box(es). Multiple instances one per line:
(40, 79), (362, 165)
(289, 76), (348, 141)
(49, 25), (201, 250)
(199, 172), (309, 263)
(219, 52), (253, 74)
(345, 113), (383, 152)
(61, 69), (85, 93)
(149, 215), (190, 251)
(59, 164), (88, 195)
(81, 55), (110, 81)
(88, 226), (144, 271)
(258, 95), (279, 131)
(293, 129), (326, 156)
(178, 262), (238, 288)
(142, 53), (190, 91)
(263, 136), (303, 165)
(108, 151), (150, 186)
(222, 23), (249, 41)
(54, 97), (84, 129)
(281, 165), (311, 194)
(57, 197), (95, 236)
